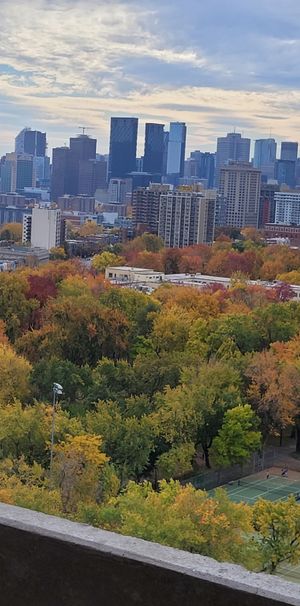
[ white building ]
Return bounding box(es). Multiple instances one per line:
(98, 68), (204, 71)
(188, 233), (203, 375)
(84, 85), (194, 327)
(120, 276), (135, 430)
(23, 207), (61, 250)
(105, 266), (164, 283)
(275, 191), (300, 225)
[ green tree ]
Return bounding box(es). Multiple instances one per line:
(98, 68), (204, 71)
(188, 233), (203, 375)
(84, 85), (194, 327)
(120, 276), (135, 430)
(0, 343), (32, 404)
(213, 405), (261, 467)
(253, 497), (300, 573)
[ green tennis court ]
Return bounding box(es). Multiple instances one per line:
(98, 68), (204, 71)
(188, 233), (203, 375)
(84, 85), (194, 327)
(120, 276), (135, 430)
(220, 474), (300, 505)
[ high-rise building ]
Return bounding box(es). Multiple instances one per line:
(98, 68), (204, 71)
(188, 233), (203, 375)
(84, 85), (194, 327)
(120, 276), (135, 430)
(215, 132), (250, 186)
(0, 153), (34, 193)
(218, 162), (261, 228)
(132, 184), (171, 234)
(57, 195), (95, 213)
(274, 191), (300, 225)
(253, 139), (277, 181)
(26, 207), (61, 250)
(143, 123), (164, 175)
(166, 122), (187, 181)
(259, 183), (280, 228)
(108, 178), (132, 204)
(78, 159), (107, 195)
(15, 128), (46, 157)
(108, 117), (138, 179)
(51, 147), (77, 201)
(275, 160), (296, 188)
(158, 189), (216, 247)
(162, 131), (169, 176)
(280, 142), (298, 162)
(185, 151), (215, 188)
(70, 134), (97, 161)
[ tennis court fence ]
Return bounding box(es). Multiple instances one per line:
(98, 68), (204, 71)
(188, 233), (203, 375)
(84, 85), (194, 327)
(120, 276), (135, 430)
(181, 447), (279, 491)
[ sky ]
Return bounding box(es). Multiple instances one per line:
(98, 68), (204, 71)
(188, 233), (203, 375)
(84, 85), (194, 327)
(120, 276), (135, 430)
(1, 0), (300, 157)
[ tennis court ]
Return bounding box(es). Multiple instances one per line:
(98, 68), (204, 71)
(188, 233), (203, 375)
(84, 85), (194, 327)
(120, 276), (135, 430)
(220, 470), (300, 505)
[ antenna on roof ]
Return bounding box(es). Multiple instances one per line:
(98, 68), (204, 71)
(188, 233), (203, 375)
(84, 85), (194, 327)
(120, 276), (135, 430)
(78, 126), (93, 135)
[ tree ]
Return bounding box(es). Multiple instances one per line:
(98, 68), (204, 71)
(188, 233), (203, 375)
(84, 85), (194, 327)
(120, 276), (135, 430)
(49, 247), (67, 260)
(30, 357), (92, 410)
(79, 221), (102, 237)
(91, 251), (124, 273)
(151, 305), (194, 353)
(0, 223), (22, 242)
(158, 361), (243, 468)
(253, 497), (300, 573)
(157, 443), (195, 480)
(98, 481), (258, 569)
(53, 434), (108, 513)
(213, 405), (261, 468)
(0, 272), (37, 341)
(86, 401), (156, 482)
(246, 350), (299, 442)
(0, 343), (32, 404)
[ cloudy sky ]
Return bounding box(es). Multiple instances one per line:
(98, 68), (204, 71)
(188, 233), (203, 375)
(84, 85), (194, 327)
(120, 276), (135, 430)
(1, 0), (300, 157)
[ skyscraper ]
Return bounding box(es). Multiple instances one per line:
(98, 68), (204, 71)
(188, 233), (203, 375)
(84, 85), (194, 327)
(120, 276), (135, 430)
(158, 189), (216, 247)
(0, 153), (34, 193)
(215, 132), (250, 186)
(143, 123), (164, 175)
(275, 160), (296, 188)
(108, 117), (138, 179)
(70, 134), (96, 161)
(253, 139), (277, 181)
(185, 151), (215, 188)
(280, 142), (298, 162)
(51, 147), (77, 201)
(218, 162), (261, 228)
(15, 128), (46, 157)
(166, 122), (187, 181)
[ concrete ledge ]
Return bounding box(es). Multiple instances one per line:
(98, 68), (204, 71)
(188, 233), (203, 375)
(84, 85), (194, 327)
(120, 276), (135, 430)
(0, 503), (298, 606)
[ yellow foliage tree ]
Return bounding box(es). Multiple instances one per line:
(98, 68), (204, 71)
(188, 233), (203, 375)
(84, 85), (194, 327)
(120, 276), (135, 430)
(0, 343), (32, 403)
(53, 434), (108, 513)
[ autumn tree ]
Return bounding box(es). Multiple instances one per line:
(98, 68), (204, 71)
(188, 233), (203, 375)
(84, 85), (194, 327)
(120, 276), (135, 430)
(246, 350), (300, 441)
(92, 251), (124, 273)
(0, 223), (22, 242)
(0, 343), (32, 404)
(98, 481), (258, 569)
(53, 434), (108, 512)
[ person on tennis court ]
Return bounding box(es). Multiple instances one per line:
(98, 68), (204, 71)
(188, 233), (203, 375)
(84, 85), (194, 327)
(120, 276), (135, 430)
(281, 467), (288, 478)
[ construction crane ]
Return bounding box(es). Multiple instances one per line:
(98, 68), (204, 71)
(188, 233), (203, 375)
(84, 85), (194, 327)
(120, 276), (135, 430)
(78, 126), (93, 136)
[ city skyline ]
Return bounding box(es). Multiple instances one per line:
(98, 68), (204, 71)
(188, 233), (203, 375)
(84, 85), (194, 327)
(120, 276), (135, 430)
(1, 0), (300, 157)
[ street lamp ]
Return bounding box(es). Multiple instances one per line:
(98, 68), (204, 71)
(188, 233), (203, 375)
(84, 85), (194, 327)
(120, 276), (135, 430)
(50, 382), (63, 472)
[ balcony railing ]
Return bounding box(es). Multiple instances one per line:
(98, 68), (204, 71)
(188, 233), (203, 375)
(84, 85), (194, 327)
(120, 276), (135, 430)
(0, 502), (298, 606)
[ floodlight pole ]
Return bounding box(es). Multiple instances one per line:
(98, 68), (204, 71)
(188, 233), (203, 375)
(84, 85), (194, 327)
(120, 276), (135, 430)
(50, 383), (63, 473)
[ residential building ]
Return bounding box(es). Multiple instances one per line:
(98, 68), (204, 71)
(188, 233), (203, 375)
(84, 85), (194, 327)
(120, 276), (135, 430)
(0, 153), (34, 193)
(15, 128), (46, 157)
(274, 191), (300, 225)
(218, 162), (261, 228)
(158, 189), (216, 247)
(166, 122), (187, 182)
(132, 183), (171, 234)
(26, 207), (61, 250)
(259, 183), (280, 227)
(215, 132), (250, 186)
(0, 193), (34, 207)
(253, 139), (277, 181)
(108, 117), (138, 179)
(0, 206), (32, 227)
(57, 195), (95, 213)
(143, 123), (165, 175)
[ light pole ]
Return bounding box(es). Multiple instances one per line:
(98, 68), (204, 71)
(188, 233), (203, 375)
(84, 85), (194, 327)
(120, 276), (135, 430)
(50, 382), (63, 472)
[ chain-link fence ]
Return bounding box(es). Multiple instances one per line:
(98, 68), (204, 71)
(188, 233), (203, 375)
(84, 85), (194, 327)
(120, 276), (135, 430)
(181, 448), (278, 491)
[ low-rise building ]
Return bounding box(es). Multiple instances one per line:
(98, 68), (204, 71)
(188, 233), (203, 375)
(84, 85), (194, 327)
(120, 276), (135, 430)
(105, 266), (164, 283)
